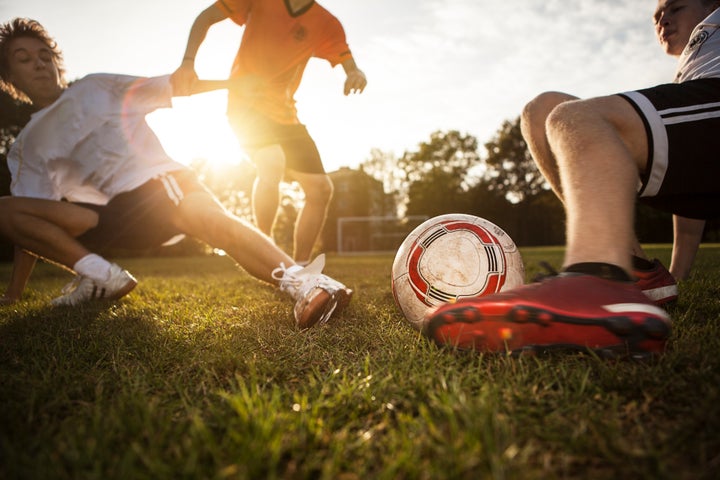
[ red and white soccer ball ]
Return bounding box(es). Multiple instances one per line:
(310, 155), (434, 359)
(391, 213), (525, 331)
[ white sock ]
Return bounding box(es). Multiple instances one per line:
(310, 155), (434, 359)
(73, 254), (112, 282)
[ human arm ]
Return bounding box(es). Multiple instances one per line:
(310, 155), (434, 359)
(341, 58), (367, 95)
(670, 215), (705, 280)
(171, 4), (230, 96)
(0, 246), (37, 305)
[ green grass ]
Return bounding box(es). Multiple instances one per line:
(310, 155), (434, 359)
(1, 246), (719, 479)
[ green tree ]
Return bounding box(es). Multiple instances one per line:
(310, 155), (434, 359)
(401, 130), (481, 216)
(484, 117), (547, 202)
(359, 148), (404, 216)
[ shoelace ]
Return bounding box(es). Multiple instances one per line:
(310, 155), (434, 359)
(532, 261), (559, 283)
(271, 263), (288, 283)
(271, 263), (304, 292)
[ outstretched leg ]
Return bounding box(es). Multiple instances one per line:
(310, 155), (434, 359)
(172, 190), (352, 328)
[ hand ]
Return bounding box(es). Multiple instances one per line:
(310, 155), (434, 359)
(344, 69), (367, 95)
(171, 64), (199, 97)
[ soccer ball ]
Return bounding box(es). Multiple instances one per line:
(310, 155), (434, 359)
(391, 213), (524, 331)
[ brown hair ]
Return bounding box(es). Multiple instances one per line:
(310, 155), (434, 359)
(0, 18), (66, 102)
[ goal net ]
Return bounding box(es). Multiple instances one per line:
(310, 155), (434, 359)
(336, 215), (429, 255)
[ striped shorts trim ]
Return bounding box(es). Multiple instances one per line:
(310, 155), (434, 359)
(619, 78), (720, 218)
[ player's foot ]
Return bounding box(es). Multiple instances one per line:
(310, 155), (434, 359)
(633, 258), (678, 306)
(273, 254), (353, 329)
(424, 273), (671, 358)
(51, 264), (137, 307)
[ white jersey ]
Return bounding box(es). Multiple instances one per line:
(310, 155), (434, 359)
(675, 8), (720, 82)
(7, 73), (186, 203)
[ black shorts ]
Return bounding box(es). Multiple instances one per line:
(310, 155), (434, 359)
(619, 78), (720, 219)
(227, 109), (325, 174)
(75, 170), (210, 252)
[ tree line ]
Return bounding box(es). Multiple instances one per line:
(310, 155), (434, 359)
(356, 122), (719, 247)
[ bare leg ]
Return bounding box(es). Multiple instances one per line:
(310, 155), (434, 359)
(289, 170), (333, 264)
(520, 91), (578, 198)
(670, 215), (704, 280)
(173, 192), (294, 284)
(250, 145), (285, 236)
(1, 247), (37, 304)
(545, 95), (649, 273)
(0, 197), (97, 267)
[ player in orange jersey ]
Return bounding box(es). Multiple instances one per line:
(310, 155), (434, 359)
(173, 0), (367, 265)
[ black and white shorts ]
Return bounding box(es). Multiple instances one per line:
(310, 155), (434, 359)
(620, 78), (720, 219)
(75, 170), (210, 252)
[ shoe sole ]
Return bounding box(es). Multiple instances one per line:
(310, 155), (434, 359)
(51, 278), (138, 307)
(297, 288), (353, 330)
(426, 303), (670, 358)
(107, 278), (138, 301)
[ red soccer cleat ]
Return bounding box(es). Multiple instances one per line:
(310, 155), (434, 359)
(424, 273), (671, 358)
(633, 258), (678, 306)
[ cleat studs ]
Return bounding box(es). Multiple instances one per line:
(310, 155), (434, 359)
(536, 311), (554, 326)
(442, 313), (457, 323)
(605, 317), (634, 336)
(460, 306), (481, 322)
(512, 307), (530, 323)
(642, 317), (671, 339)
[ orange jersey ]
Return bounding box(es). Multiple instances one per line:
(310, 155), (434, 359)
(216, 0), (353, 124)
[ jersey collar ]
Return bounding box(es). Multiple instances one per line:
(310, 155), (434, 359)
(284, 0), (315, 17)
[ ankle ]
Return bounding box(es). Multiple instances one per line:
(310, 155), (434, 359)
(563, 262), (632, 282)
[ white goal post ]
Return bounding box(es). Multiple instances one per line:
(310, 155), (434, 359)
(336, 215), (429, 255)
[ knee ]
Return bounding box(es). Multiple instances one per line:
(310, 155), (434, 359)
(545, 99), (586, 141)
(303, 176), (333, 205)
(253, 146), (286, 182)
(522, 92), (575, 136)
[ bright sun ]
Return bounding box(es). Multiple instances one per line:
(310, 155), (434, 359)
(147, 89), (248, 169)
(145, 22), (250, 169)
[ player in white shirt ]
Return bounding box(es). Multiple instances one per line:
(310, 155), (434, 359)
(426, 0), (720, 356)
(0, 18), (351, 329)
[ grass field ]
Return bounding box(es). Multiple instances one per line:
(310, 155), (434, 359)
(1, 246), (719, 479)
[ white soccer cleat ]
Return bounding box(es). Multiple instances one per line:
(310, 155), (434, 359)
(272, 254), (353, 329)
(51, 263), (138, 307)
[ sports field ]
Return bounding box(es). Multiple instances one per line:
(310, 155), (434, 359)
(1, 245), (719, 479)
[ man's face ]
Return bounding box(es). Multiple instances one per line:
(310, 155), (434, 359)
(6, 36), (63, 104)
(655, 0), (719, 56)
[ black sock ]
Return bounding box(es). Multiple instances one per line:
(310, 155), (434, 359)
(631, 255), (654, 271)
(563, 262), (632, 282)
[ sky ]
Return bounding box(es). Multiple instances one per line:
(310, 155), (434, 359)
(1, 0), (679, 172)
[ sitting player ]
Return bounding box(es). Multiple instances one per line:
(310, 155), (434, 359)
(425, 0), (720, 356)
